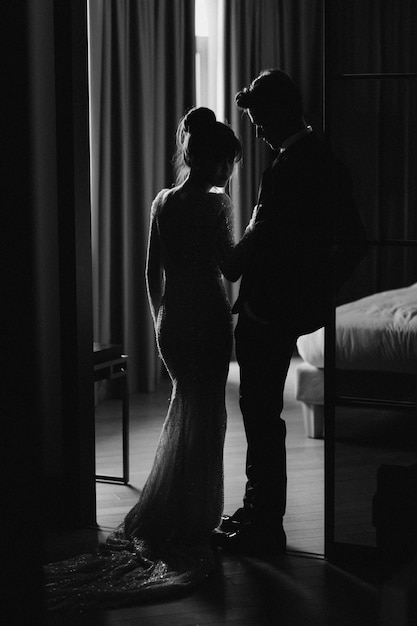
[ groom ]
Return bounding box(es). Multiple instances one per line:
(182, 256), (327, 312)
(216, 69), (367, 556)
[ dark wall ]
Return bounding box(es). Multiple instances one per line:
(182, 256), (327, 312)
(326, 0), (417, 300)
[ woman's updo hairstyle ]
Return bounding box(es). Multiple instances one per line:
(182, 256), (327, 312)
(174, 107), (242, 184)
(183, 106), (216, 134)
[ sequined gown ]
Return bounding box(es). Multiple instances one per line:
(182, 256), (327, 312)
(44, 188), (250, 610)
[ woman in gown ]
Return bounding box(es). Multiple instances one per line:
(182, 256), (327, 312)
(44, 107), (254, 610)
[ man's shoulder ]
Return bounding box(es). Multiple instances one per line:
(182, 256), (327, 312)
(269, 133), (324, 172)
(293, 132), (331, 161)
(286, 133), (351, 180)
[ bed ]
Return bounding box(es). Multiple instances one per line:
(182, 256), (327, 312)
(295, 283), (417, 438)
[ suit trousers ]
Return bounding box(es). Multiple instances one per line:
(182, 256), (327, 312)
(234, 309), (298, 533)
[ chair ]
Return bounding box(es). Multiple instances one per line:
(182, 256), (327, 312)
(93, 343), (129, 483)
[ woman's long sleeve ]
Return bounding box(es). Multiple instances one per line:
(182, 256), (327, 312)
(145, 198), (164, 327)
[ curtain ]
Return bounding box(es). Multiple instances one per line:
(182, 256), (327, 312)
(222, 0), (324, 304)
(89, 0), (195, 392)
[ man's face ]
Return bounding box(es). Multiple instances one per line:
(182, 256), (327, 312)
(248, 108), (287, 152)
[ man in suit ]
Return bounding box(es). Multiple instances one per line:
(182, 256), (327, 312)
(215, 69), (367, 556)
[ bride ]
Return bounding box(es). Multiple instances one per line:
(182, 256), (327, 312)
(45, 107), (254, 610)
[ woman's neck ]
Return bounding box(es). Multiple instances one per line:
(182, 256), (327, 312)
(182, 171), (212, 194)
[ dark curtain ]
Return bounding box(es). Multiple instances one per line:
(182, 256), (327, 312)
(223, 0), (324, 304)
(327, 0), (417, 295)
(89, 0), (195, 392)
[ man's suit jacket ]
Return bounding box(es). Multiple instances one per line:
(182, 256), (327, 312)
(233, 132), (367, 335)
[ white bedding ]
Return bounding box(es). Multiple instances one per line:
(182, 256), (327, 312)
(296, 283), (417, 375)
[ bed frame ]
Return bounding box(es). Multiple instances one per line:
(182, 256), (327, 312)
(295, 362), (417, 439)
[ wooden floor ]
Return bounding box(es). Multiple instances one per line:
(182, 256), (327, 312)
(94, 358), (325, 555)
(45, 358), (382, 625)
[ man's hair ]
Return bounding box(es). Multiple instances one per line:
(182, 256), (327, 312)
(235, 69), (304, 119)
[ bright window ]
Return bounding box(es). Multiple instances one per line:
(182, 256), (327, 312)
(195, 0), (225, 120)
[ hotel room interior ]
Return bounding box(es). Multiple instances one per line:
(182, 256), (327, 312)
(3, 1), (417, 624)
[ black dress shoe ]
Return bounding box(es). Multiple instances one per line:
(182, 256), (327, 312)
(211, 527), (228, 548)
(219, 507), (250, 533)
(215, 523), (287, 558)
